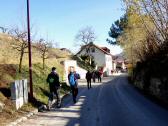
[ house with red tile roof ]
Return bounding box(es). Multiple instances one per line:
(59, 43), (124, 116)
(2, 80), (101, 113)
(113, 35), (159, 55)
(112, 53), (127, 72)
(76, 42), (114, 76)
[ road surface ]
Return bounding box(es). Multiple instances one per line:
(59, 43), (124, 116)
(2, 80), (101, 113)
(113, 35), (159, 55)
(17, 75), (168, 126)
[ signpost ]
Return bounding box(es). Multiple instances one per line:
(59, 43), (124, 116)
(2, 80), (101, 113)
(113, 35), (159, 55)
(27, 0), (33, 99)
(11, 80), (28, 110)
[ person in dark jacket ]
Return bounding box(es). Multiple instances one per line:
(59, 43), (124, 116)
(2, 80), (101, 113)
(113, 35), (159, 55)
(97, 69), (103, 83)
(47, 67), (61, 110)
(68, 67), (79, 103)
(86, 70), (92, 89)
(92, 71), (96, 83)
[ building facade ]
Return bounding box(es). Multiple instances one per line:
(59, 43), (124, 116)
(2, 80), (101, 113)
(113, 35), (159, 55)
(76, 42), (113, 76)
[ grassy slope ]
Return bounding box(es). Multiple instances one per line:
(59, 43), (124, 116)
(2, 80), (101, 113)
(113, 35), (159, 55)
(0, 33), (71, 124)
(0, 33), (97, 124)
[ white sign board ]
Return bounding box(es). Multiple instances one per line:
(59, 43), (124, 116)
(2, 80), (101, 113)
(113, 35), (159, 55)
(11, 79), (28, 110)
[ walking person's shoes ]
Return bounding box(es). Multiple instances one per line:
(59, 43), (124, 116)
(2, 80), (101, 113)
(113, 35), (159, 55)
(57, 103), (61, 108)
(73, 99), (77, 104)
(47, 106), (51, 111)
(57, 105), (61, 108)
(47, 100), (52, 111)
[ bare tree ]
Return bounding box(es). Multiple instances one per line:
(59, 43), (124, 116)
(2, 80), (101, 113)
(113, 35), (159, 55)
(10, 28), (28, 73)
(122, 0), (168, 62)
(124, 0), (168, 43)
(36, 39), (52, 69)
(75, 26), (96, 46)
(0, 26), (8, 33)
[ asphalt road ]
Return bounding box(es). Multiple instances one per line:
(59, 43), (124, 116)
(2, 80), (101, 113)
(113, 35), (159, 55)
(17, 75), (168, 126)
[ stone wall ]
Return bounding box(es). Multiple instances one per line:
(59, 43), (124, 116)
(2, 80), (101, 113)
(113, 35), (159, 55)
(132, 59), (168, 101)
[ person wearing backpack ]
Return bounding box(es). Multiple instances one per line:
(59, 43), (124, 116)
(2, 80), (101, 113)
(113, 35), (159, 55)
(47, 67), (61, 110)
(74, 71), (80, 85)
(68, 67), (79, 103)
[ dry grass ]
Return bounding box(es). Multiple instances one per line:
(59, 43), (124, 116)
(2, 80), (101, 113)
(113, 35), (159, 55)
(0, 33), (71, 125)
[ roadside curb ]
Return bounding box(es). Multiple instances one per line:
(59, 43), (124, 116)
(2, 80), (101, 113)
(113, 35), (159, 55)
(6, 109), (38, 126)
(6, 93), (71, 126)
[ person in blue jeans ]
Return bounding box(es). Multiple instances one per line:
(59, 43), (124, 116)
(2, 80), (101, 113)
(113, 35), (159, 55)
(68, 67), (80, 103)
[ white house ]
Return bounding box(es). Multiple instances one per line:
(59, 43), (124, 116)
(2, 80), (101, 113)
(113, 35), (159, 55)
(76, 42), (113, 76)
(113, 54), (127, 72)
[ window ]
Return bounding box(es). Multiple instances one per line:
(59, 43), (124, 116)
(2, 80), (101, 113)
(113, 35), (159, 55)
(91, 48), (95, 53)
(86, 48), (90, 53)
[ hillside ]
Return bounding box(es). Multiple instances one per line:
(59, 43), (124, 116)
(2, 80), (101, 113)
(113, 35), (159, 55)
(0, 33), (71, 86)
(0, 33), (71, 124)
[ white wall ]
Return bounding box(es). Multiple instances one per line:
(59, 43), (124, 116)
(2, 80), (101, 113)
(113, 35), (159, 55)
(76, 66), (87, 79)
(113, 62), (117, 71)
(77, 46), (106, 67)
(63, 60), (77, 83)
(105, 54), (113, 76)
(77, 45), (118, 76)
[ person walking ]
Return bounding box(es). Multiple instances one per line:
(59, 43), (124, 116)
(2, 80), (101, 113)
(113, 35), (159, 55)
(92, 71), (96, 83)
(46, 67), (61, 110)
(86, 70), (92, 89)
(98, 69), (103, 83)
(68, 67), (79, 103)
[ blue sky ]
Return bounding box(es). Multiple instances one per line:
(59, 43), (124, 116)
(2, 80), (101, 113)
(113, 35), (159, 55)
(0, 0), (124, 54)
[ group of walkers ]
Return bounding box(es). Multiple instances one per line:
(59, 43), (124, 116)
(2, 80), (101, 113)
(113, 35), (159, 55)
(86, 70), (103, 89)
(46, 66), (103, 110)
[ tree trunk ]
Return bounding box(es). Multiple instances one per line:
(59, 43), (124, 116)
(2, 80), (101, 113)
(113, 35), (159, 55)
(19, 51), (24, 73)
(43, 56), (45, 70)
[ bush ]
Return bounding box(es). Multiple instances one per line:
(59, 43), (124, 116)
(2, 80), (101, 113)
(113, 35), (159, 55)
(72, 55), (94, 71)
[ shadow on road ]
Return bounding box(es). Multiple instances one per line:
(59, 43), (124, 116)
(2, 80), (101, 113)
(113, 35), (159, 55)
(20, 75), (168, 126)
(36, 77), (115, 126)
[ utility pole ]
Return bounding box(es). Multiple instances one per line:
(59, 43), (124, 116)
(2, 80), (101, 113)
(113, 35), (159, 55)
(27, 0), (33, 99)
